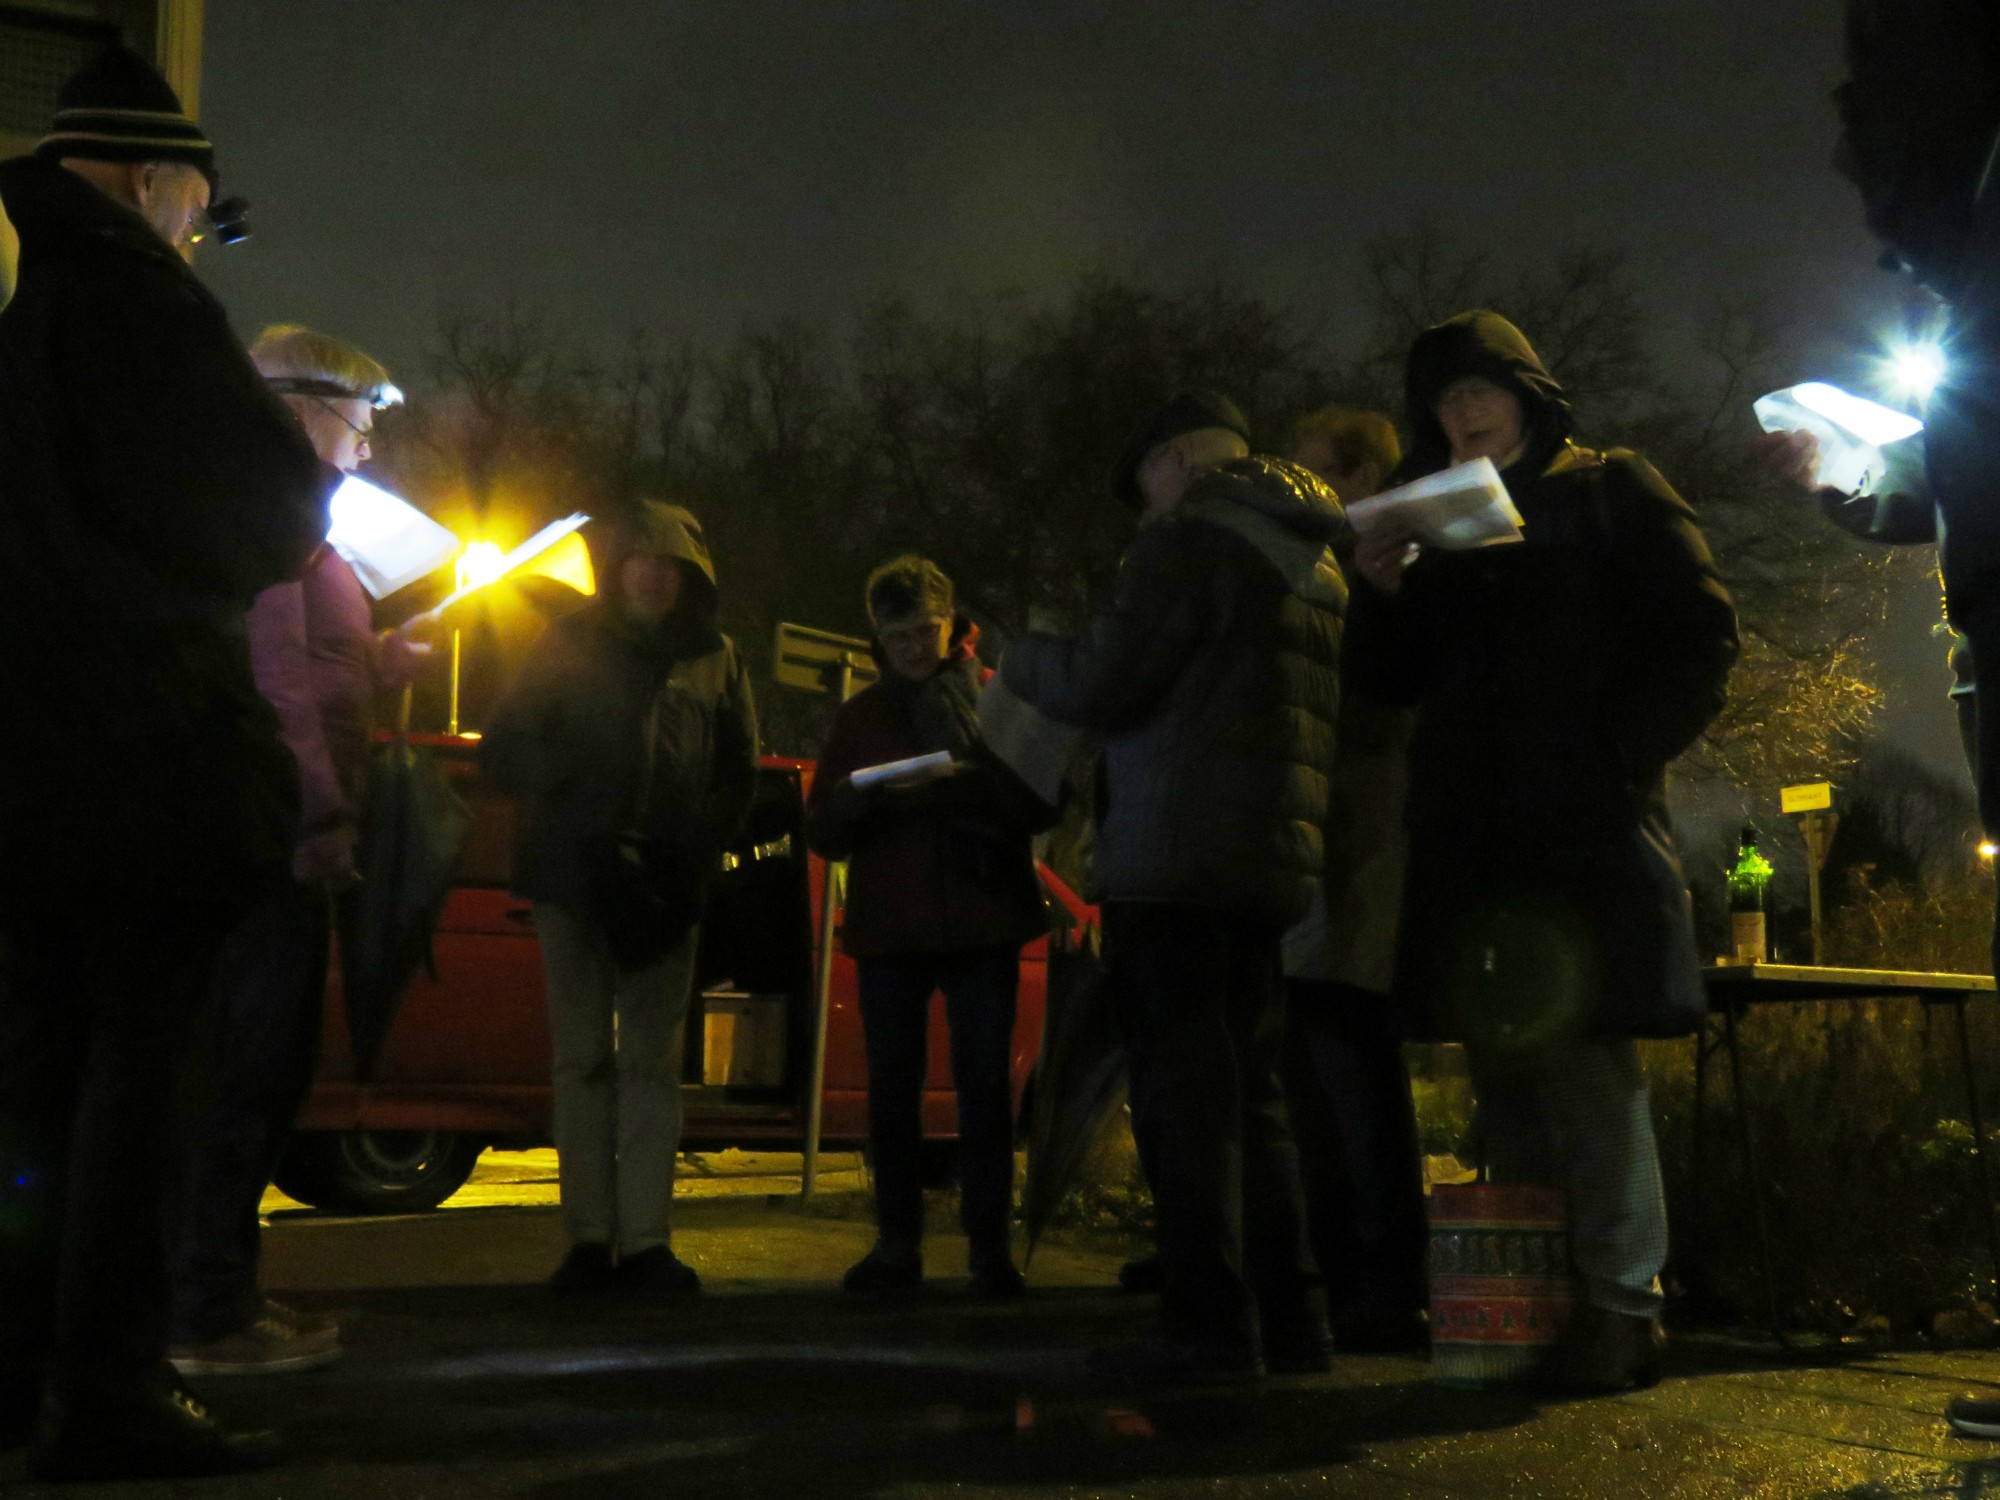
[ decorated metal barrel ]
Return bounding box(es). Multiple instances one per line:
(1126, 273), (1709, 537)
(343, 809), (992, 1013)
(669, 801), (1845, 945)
(1428, 1182), (1571, 1388)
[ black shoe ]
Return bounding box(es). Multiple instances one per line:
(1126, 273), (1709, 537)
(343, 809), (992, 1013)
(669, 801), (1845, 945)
(1261, 1311), (1335, 1376)
(1947, 1393), (2000, 1439)
(28, 1382), (283, 1482)
(1117, 1253), (1162, 1294)
(968, 1256), (1026, 1302)
(1530, 1305), (1664, 1395)
(548, 1242), (618, 1296)
(617, 1246), (702, 1298)
(842, 1243), (923, 1297)
(1332, 1302), (1431, 1355)
(1089, 1332), (1264, 1389)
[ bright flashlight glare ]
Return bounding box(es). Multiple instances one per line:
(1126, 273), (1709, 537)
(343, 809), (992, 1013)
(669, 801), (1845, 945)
(1980, 841), (1997, 861)
(458, 541), (508, 590)
(1890, 343), (1947, 402)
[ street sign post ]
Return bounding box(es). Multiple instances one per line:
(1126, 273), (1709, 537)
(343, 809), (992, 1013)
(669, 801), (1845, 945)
(1782, 783), (1839, 964)
(774, 622), (874, 1206)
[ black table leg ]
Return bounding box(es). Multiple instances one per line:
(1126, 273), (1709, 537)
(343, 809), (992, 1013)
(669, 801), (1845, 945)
(1948, 996), (2000, 1296)
(1722, 1001), (1786, 1341)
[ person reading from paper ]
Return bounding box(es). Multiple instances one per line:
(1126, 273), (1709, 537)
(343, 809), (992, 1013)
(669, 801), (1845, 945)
(804, 556), (1057, 1300)
(1346, 311), (1738, 1395)
(169, 328), (428, 1383)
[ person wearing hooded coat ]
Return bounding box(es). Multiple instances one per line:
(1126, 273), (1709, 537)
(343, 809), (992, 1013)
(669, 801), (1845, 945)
(0, 46), (334, 1481)
(484, 501), (759, 1299)
(1002, 391), (1345, 1385)
(803, 556), (1057, 1300)
(1347, 311), (1738, 1393)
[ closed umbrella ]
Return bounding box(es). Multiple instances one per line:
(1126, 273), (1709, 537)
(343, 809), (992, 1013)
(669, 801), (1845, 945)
(1021, 940), (1129, 1262)
(339, 712), (469, 1082)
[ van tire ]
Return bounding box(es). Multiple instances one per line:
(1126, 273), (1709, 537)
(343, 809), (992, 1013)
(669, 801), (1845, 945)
(273, 1129), (483, 1215)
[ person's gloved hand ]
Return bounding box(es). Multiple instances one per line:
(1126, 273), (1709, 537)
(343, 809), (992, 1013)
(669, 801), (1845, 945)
(294, 824), (362, 890)
(822, 775), (873, 824)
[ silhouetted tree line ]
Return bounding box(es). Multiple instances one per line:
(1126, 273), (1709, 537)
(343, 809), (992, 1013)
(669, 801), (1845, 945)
(366, 233), (1922, 781)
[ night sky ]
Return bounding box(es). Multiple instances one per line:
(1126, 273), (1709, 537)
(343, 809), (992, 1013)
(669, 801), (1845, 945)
(194, 0), (1961, 773)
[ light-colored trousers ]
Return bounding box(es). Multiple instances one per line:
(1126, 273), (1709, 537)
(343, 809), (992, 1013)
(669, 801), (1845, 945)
(534, 902), (699, 1258)
(1465, 1036), (1668, 1318)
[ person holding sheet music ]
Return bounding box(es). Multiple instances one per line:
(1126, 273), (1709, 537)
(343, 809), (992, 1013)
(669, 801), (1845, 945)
(1346, 311), (1739, 1393)
(804, 556), (1056, 1300)
(169, 328), (428, 1382)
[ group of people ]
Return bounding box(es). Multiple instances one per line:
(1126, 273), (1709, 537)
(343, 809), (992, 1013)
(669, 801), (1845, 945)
(988, 332), (1735, 1391)
(2, 0), (2000, 1481)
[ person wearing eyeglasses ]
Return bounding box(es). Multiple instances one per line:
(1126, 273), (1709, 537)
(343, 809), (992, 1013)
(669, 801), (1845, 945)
(167, 327), (428, 1384)
(0, 45), (334, 1482)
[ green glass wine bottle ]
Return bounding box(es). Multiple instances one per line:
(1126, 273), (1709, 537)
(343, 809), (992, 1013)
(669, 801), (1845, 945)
(1727, 822), (1774, 963)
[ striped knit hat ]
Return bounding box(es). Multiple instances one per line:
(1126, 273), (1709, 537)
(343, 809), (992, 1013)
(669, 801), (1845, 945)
(35, 44), (216, 189)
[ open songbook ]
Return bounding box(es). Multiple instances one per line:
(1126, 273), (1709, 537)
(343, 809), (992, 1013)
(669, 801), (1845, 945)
(1344, 458), (1524, 550)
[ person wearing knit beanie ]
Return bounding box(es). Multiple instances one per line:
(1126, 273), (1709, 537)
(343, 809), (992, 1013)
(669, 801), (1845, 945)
(0, 38), (331, 1487)
(33, 43), (222, 261)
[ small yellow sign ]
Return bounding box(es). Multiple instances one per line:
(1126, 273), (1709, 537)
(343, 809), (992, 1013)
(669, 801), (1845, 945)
(1781, 782), (1834, 814)
(774, 621), (879, 698)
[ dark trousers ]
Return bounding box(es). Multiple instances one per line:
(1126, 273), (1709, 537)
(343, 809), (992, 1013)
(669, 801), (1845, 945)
(1282, 980), (1428, 1319)
(857, 946), (1020, 1257)
(171, 879), (331, 1345)
(0, 903), (229, 1402)
(1101, 902), (1314, 1348)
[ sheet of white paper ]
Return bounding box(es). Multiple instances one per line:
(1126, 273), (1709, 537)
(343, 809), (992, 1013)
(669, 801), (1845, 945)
(1343, 457), (1524, 550)
(978, 674), (1078, 806)
(415, 512), (591, 622)
(1752, 382), (1925, 496)
(850, 750), (956, 790)
(324, 474), (461, 599)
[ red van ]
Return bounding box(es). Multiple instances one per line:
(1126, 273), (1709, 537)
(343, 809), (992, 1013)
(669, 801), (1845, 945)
(277, 734), (1092, 1213)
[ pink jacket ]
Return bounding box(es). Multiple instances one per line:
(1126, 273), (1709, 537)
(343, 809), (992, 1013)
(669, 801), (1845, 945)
(245, 549), (387, 837)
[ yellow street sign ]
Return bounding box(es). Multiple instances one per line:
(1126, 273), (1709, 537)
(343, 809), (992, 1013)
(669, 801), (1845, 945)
(1781, 782), (1834, 815)
(774, 622), (878, 699)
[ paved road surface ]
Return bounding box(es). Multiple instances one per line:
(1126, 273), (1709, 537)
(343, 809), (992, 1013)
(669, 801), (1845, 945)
(6, 1153), (2000, 1497)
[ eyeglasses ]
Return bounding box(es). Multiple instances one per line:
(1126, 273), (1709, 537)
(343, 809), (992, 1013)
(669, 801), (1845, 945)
(309, 397), (374, 440)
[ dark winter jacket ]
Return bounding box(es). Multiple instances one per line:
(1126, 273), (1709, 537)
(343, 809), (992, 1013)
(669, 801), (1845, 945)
(1837, 0), (2000, 619)
(483, 503), (759, 911)
(1001, 456), (1346, 925)
(1346, 311), (1739, 1044)
(0, 154), (334, 912)
(804, 618), (1057, 958)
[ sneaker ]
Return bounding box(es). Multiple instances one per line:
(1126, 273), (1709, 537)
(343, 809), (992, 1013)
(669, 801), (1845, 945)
(968, 1257), (1026, 1302)
(169, 1313), (341, 1377)
(1261, 1305), (1335, 1376)
(1946, 1393), (2000, 1439)
(1529, 1304), (1664, 1395)
(261, 1298), (339, 1342)
(548, 1242), (618, 1297)
(29, 1380), (282, 1482)
(1089, 1332), (1264, 1390)
(842, 1243), (923, 1297)
(616, 1246), (702, 1298)
(1117, 1253), (1162, 1294)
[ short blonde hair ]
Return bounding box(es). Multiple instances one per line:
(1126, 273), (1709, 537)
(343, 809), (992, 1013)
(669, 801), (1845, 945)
(1169, 426), (1251, 472)
(249, 324), (390, 400)
(1290, 405), (1401, 478)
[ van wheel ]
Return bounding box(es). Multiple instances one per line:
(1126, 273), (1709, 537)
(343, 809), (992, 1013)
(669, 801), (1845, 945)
(273, 1129), (483, 1215)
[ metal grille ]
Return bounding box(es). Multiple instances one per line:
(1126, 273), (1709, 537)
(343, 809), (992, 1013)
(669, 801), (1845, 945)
(0, 11), (117, 139)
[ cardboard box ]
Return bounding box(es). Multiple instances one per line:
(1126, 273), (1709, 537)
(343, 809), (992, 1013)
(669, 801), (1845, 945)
(701, 992), (786, 1087)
